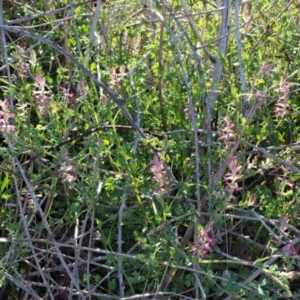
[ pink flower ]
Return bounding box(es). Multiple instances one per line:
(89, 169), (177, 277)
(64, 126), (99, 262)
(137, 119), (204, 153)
(281, 242), (297, 256)
(274, 101), (292, 117)
(0, 99), (16, 133)
(58, 153), (77, 188)
(218, 117), (237, 146)
(33, 72), (52, 115)
(149, 155), (169, 196)
(223, 157), (243, 198)
(59, 86), (74, 105)
(274, 76), (293, 117)
(254, 90), (268, 102)
(277, 176), (294, 189)
(190, 227), (215, 258)
(259, 63), (276, 76)
(13, 45), (30, 79)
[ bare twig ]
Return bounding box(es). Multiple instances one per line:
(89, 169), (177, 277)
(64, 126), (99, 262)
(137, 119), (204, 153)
(0, 269), (40, 299)
(157, 5), (167, 132)
(180, 0), (215, 62)
(234, 0), (248, 108)
(0, 237), (258, 294)
(242, 141), (300, 173)
(6, 0), (95, 25)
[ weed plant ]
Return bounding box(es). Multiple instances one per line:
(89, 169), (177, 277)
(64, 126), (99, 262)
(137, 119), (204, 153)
(0, 0), (299, 299)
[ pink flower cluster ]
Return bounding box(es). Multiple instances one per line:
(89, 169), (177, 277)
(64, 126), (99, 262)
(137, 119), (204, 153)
(59, 86), (74, 104)
(14, 45), (30, 79)
(59, 80), (85, 107)
(254, 90), (268, 102)
(224, 157), (243, 198)
(259, 63), (276, 76)
(274, 76), (293, 117)
(149, 155), (169, 196)
(218, 118), (243, 197)
(33, 72), (52, 115)
(190, 227), (214, 258)
(0, 99), (16, 133)
(58, 153), (77, 188)
(218, 116), (237, 146)
(281, 242), (297, 256)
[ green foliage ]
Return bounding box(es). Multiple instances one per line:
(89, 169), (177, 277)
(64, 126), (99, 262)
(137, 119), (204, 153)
(0, 0), (299, 299)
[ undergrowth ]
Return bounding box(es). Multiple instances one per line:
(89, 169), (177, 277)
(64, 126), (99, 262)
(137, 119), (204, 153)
(0, 0), (299, 299)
